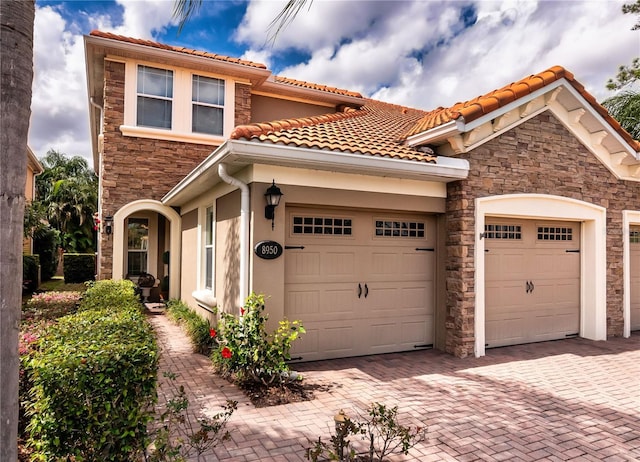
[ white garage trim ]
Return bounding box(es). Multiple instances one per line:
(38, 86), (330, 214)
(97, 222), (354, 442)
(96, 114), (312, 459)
(622, 210), (640, 338)
(474, 194), (607, 357)
(113, 200), (182, 300)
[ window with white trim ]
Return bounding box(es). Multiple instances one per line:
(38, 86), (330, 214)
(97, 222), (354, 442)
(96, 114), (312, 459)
(137, 65), (173, 129)
(192, 75), (224, 135)
(204, 206), (214, 290)
(127, 218), (149, 275)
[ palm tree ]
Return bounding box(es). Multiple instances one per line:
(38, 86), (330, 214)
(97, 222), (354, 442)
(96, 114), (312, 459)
(36, 150), (98, 252)
(602, 90), (640, 140)
(0, 1), (35, 459)
(173, 0), (312, 41)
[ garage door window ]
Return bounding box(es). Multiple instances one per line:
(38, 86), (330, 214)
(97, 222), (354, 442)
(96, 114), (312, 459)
(631, 230), (640, 243)
(484, 224), (522, 239)
(292, 216), (352, 235)
(537, 226), (573, 241)
(375, 220), (425, 238)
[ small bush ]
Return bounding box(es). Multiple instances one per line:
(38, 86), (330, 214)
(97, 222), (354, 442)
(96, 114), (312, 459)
(306, 403), (427, 462)
(80, 279), (140, 313)
(63, 252), (96, 283)
(23, 254), (40, 294)
(166, 299), (215, 355)
(212, 293), (305, 386)
(24, 280), (158, 461)
(34, 228), (59, 281)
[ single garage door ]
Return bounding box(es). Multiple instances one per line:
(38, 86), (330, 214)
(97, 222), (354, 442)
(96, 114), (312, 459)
(629, 226), (640, 331)
(285, 207), (436, 361)
(485, 218), (580, 348)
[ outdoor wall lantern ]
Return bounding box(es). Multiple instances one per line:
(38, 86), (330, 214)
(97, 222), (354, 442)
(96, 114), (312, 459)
(264, 180), (283, 230)
(104, 215), (113, 235)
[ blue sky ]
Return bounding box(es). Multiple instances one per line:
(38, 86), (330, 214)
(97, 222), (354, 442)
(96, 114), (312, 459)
(30, 0), (639, 166)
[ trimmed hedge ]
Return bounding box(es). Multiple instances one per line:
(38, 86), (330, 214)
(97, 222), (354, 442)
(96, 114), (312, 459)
(166, 299), (215, 355)
(23, 254), (40, 294)
(63, 252), (96, 283)
(34, 228), (59, 281)
(24, 280), (158, 461)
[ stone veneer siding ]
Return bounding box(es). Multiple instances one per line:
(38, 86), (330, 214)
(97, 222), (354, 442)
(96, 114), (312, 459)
(99, 60), (252, 278)
(445, 112), (636, 357)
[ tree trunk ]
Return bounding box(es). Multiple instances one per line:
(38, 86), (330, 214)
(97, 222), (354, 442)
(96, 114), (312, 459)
(0, 1), (34, 459)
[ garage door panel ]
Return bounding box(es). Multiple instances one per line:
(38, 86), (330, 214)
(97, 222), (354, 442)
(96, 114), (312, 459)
(485, 219), (580, 348)
(285, 207), (436, 360)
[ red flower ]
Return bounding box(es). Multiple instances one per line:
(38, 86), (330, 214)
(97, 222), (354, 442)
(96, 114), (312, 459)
(240, 307), (245, 315)
(209, 328), (216, 338)
(93, 226), (98, 231)
(221, 347), (232, 359)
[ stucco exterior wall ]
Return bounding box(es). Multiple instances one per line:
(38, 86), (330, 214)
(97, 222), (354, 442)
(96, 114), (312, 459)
(215, 190), (241, 313)
(445, 111), (638, 357)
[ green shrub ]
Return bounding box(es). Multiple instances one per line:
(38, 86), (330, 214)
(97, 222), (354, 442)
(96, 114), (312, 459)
(166, 299), (215, 355)
(212, 293), (305, 386)
(34, 228), (60, 281)
(63, 252), (96, 283)
(24, 280), (158, 461)
(80, 279), (140, 313)
(23, 254), (40, 294)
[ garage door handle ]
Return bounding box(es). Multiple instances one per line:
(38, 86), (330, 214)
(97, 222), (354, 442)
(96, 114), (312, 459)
(526, 281), (531, 293)
(364, 284), (369, 298)
(358, 283), (362, 298)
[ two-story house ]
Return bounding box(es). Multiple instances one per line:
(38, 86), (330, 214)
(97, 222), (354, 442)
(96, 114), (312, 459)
(85, 31), (639, 360)
(24, 146), (43, 255)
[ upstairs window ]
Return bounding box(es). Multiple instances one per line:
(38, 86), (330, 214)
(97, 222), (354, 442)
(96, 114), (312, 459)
(137, 65), (173, 129)
(192, 75), (224, 135)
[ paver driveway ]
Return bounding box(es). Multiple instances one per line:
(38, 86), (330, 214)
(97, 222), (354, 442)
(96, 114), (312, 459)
(148, 314), (640, 461)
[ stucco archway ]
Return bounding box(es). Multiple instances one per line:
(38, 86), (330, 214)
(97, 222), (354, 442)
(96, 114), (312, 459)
(113, 200), (181, 300)
(474, 194), (607, 357)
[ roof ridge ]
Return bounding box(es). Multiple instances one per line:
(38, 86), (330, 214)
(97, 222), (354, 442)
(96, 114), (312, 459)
(405, 65), (640, 150)
(230, 106), (366, 140)
(89, 30), (268, 69)
(273, 75), (363, 99)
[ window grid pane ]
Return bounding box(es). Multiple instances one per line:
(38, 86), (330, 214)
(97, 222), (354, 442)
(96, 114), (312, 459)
(375, 220), (425, 238)
(292, 216), (352, 235)
(537, 226), (573, 241)
(631, 230), (640, 244)
(484, 224), (522, 240)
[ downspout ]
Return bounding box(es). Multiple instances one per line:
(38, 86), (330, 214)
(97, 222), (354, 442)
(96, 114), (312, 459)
(218, 163), (250, 310)
(89, 97), (105, 279)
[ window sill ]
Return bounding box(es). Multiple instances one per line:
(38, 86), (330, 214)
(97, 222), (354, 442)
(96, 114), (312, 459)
(192, 289), (217, 312)
(120, 125), (225, 146)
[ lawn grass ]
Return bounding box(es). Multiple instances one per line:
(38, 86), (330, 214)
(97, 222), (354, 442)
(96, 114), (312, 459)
(39, 276), (89, 292)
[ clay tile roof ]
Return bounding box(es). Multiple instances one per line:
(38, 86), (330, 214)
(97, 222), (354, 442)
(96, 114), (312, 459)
(231, 99), (435, 162)
(274, 76), (363, 99)
(405, 66), (640, 150)
(89, 30), (268, 69)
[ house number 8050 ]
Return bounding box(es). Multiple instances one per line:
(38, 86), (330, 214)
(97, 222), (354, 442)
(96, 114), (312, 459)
(254, 240), (283, 260)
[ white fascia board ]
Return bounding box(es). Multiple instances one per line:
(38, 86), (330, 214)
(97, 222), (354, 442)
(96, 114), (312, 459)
(163, 140), (469, 206)
(558, 83), (639, 157)
(406, 120), (461, 146)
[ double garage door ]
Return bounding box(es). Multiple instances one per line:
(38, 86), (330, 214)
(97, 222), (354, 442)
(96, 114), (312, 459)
(484, 218), (581, 348)
(284, 207), (436, 361)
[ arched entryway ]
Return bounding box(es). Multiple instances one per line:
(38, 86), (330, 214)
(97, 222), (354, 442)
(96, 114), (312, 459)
(112, 200), (181, 300)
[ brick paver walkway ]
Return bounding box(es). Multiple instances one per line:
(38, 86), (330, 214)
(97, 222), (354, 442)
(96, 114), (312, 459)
(148, 314), (640, 461)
